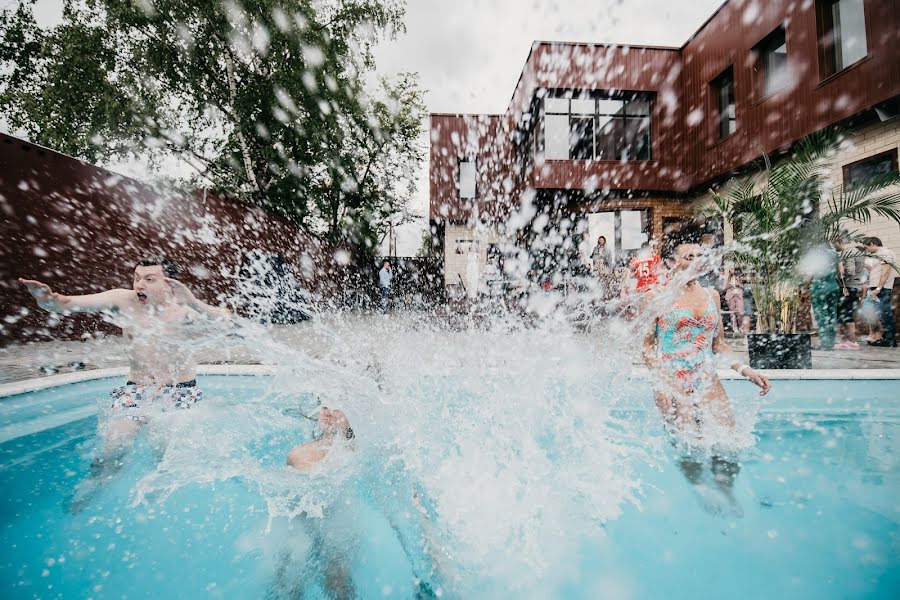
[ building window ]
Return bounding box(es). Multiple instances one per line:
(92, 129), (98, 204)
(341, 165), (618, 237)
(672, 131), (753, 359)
(542, 91), (652, 161)
(842, 150), (899, 191)
(817, 0), (868, 76)
(755, 26), (789, 97)
(543, 97), (570, 160)
(570, 98), (595, 160)
(588, 209), (651, 267)
(712, 67), (736, 139)
(458, 159), (476, 199)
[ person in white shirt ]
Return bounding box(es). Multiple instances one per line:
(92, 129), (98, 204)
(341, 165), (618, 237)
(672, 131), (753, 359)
(378, 260), (393, 312)
(863, 237), (897, 347)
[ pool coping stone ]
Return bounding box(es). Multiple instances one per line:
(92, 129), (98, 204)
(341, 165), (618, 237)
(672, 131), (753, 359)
(1, 365), (899, 398)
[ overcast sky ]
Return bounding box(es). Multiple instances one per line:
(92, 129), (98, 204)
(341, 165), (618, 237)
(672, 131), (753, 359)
(14, 0), (725, 254)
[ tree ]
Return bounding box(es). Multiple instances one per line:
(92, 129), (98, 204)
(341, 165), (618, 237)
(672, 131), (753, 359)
(0, 0), (425, 251)
(701, 128), (900, 333)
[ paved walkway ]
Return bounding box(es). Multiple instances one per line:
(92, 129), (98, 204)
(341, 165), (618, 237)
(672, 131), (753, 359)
(1, 315), (898, 384)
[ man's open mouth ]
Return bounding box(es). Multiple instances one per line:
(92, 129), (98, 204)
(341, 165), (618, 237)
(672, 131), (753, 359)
(136, 293), (147, 302)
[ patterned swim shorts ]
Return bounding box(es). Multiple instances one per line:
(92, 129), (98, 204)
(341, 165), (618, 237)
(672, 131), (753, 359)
(110, 380), (204, 422)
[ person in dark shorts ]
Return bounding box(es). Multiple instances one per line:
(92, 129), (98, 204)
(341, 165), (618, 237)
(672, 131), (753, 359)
(808, 243), (841, 351)
(835, 235), (865, 350)
(863, 237), (898, 347)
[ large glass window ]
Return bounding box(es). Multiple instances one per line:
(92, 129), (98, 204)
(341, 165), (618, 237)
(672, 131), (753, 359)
(756, 26), (789, 97)
(619, 210), (648, 252)
(542, 92), (652, 161)
(587, 209), (650, 267)
(818, 0), (867, 75)
(712, 67), (736, 139)
(458, 159), (476, 199)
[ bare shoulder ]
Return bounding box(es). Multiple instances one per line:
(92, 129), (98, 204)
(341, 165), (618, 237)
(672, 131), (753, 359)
(286, 442), (323, 472)
(708, 287), (722, 305)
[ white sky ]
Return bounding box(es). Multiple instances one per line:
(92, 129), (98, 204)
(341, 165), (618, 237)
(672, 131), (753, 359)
(12, 0), (725, 254)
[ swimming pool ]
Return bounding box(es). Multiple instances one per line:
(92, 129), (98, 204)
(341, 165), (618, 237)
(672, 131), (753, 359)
(0, 375), (898, 599)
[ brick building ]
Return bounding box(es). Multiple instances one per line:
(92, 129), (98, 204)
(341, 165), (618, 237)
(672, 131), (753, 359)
(429, 0), (900, 287)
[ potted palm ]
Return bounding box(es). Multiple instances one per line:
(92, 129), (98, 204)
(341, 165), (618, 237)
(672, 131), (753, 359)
(702, 128), (900, 368)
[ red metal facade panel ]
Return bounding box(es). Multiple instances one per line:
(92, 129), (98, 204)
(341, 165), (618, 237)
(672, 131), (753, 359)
(681, 0), (900, 184)
(429, 114), (507, 223)
(523, 44), (687, 193)
(430, 0), (900, 221)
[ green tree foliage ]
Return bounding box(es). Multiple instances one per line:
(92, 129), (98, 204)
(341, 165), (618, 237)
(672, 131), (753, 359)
(0, 0), (425, 251)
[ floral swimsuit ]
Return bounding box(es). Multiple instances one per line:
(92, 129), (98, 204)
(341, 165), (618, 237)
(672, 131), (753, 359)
(655, 288), (719, 400)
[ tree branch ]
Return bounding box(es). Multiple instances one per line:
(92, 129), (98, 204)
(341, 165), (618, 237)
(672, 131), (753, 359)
(222, 45), (260, 193)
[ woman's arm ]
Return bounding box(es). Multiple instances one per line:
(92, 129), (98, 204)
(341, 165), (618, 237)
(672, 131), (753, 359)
(710, 289), (771, 395)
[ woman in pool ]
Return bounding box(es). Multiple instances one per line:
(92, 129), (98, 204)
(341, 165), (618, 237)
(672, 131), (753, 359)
(641, 222), (771, 516)
(642, 222), (771, 435)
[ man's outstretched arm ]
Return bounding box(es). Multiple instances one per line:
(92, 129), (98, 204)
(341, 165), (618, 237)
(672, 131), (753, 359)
(18, 278), (131, 313)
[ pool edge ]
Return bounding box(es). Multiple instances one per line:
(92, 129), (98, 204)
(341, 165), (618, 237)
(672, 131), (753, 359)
(0, 365), (276, 398)
(1, 365), (899, 398)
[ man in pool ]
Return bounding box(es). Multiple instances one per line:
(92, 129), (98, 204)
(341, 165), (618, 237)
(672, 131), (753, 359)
(286, 407), (444, 598)
(19, 257), (231, 448)
(286, 406), (356, 471)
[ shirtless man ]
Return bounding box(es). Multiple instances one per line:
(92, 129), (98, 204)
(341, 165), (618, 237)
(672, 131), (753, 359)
(19, 257), (231, 449)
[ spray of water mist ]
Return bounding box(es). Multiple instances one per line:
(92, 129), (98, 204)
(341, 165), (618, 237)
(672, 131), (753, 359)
(69, 236), (760, 597)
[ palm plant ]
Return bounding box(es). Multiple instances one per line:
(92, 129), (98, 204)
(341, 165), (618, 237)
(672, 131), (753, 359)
(701, 128), (900, 334)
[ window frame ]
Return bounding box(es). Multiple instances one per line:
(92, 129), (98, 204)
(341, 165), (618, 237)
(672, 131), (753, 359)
(540, 90), (653, 162)
(711, 66), (737, 141)
(816, 0), (869, 79)
(752, 25), (789, 101)
(592, 208), (653, 266)
(457, 157), (477, 200)
(842, 149), (899, 191)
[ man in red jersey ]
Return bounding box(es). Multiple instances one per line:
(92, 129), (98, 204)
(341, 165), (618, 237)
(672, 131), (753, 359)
(629, 241), (663, 293)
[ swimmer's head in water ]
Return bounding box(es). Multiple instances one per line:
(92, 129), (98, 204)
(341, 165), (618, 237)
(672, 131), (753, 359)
(319, 407), (354, 440)
(134, 257), (180, 305)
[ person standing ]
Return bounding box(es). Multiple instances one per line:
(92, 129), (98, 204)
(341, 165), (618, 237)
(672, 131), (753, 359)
(697, 232), (722, 290)
(591, 236), (613, 274)
(591, 236), (614, 300)
(628, 241), (662, 294)
(378, 260), (393, 312)
(642, 222), (770, 515)
(834, 235), (865, 349)
(742, 273), (756, 334)
(863, 237), (897, 347)
(724, 272), (745, 336)
(808, 243), (841, 351)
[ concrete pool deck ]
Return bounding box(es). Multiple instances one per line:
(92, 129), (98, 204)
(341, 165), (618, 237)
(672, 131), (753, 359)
(1, 314), (899, 389)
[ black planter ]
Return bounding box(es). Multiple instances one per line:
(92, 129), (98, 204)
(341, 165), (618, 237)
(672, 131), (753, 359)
(748, 333), (812, 369)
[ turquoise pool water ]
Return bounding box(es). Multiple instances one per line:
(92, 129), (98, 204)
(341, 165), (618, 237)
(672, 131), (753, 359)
(0, 376), (898, 599)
